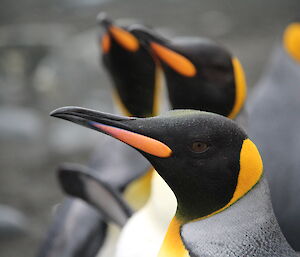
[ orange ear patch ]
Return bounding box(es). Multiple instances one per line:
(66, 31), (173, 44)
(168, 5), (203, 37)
(150, 42), (196, 77)
(283, 22), (300, 62)
(92, 123), (172, 158)
(109, 26), (139, 52)
(101, 33), (111, 53)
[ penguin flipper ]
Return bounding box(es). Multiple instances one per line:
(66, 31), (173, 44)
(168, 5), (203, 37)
(57, 163), (133, 227)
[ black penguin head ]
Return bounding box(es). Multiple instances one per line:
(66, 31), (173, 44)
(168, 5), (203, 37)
(97, 13), (157, 118)
(132, 27), (247, 119)
(283, 20), (300, 63)
(51, 107), (263, 223)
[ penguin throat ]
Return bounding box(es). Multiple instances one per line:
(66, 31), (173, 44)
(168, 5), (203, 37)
(179, 178), (290, 257)
(158, 217), (190, 257)
(111, 65), (162, 118)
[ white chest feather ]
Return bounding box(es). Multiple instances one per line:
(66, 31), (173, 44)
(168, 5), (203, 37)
(115, 172), (177, 257)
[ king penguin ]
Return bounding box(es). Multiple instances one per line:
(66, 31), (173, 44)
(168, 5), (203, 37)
(37, 14), (161, 257)
(247, 21), (300, 250)
(53, 27), (249, 257)
(99, 13), (161, 118)
(132, 26), (247, 121)
(111, 27), (248, 257)
(50, 107), (298, 257)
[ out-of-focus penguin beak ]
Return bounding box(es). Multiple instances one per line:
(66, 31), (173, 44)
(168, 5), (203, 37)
(50, 107), (172, 158)
(150, 42), (197, 77)
(132, 27), (196, 77)
(97, 12), (139, 52)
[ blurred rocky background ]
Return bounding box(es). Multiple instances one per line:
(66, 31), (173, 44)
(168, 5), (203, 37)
(0, 0), (299, 256)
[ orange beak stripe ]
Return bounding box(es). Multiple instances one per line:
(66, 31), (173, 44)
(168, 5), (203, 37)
(92, 123), (172, 158)
(109, 26), (139, 52)
(101, 33), (111, 53)
(150, 42), (197, 77)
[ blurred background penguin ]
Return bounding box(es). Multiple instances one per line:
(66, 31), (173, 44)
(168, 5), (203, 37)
(247, 20), (300, 250)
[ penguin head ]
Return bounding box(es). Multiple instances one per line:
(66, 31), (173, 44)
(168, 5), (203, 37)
(51, 107), (263, 223)
(132, 27), (247, 119)
(283, 20), (300, 63)
(97, 13), (157, 118)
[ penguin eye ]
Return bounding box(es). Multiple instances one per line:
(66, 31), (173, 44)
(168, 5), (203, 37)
(190, 142), (209, 153)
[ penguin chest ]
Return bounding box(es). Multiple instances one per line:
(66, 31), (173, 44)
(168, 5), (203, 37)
(115, 172), (177, 257)
(96, 224), (121, 257)
(158, 218), (190, 257)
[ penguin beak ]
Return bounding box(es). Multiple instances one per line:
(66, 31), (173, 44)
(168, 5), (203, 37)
(97, 12), (139, 52)
(149, 42), (197, 77)
(133, 28), (196, 77)
(50, 107), (172, 158)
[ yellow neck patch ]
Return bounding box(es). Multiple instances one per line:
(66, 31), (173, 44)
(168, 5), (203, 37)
(150, 42), (197, 77)
(123, 168), (154, 211)
(158, 217), (190, 257)
(228, 58), (247, 119)
(230, 138), (263, 202)
(158, 139), (263, 257)
(283, 22), (300, 62)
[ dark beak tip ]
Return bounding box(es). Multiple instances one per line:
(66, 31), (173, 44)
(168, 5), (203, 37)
(49, 106), (83, 118)
(96, 12), (112, 27)
(49, 109), (59, 117)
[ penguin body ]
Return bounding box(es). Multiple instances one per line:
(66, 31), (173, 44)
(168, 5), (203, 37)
(181, 177), (296, 257)
(51, 107), (297, 257)
(43, 20), (248, 257)
(132, 27), (247, 119)
(37, 15), (158, 257)
(247, 23), (300, 250)
(115, 171), (176, 257)
(57, 164), (133, 227)
(114, 28), (248, 257)
(100, 15), (159, 117)
(37, 198), (108, 257)
(155, 37), (236, 115)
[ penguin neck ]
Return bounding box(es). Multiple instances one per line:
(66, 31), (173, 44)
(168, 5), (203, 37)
(184, 175), (270, 224)
(180, 176), (296, 257)
(233, 107), (248, 130)
(112, 64), (163, 117)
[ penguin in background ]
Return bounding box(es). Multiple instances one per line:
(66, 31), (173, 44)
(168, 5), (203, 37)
(98, 13), (162, 118)
(247, 21), (300, 250)
(51, 107), (298, 257)
(37, 14), (161, 257)
(131, 26), (247, 122)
